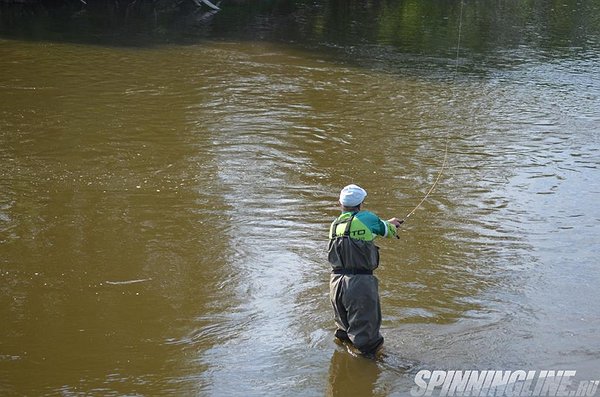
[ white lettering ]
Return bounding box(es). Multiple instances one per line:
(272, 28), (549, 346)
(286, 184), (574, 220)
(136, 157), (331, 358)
(505, 370), (527, 397)
(411, 370), (431, 397)
(540, 371), (562, 396)
(557, 371), (577, 396)
(587, 380), (599, 397)
(447, 371), (472, 396)
(532, 370), (549, 396)
(439, 370), (456, 397)
(576, 381), (590, 397)
(427, 371), (448, 396)
(481, 371), (496, 395)
(413, 369), (596, 397)
(488, 371), (511, 396)
(465, 371), (488, 395)
(518, 370), (537, 397)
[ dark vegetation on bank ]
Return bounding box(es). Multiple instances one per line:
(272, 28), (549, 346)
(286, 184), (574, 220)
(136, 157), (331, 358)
(1, 0), (598, 52)
(1, 0), (304, 46)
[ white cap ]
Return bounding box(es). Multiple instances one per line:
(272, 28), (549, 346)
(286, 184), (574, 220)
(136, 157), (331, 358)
(339, 184), (367, 207)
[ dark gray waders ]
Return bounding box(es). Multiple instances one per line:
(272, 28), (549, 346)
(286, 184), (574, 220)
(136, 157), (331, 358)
(327, 214), (384, 356)
(330, 273), (384, 356)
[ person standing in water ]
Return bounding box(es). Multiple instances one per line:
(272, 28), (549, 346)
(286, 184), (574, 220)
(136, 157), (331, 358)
(328, 184), (403, 357)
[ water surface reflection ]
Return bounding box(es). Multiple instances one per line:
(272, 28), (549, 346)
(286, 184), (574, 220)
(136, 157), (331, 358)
(1, 7), (600, 395)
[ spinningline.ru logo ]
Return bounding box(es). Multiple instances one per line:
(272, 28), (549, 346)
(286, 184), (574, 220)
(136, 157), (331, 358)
(411, 370), (599, 397)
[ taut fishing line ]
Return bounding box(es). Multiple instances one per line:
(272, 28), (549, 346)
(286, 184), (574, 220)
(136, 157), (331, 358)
(402, 0), (465, 222)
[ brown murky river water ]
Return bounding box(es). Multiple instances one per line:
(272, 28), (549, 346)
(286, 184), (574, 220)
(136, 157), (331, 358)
(1, 1), (600, 396)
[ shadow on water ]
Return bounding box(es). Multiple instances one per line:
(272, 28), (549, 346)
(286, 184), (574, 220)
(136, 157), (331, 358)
(327, 340), (423, 397)
(328, 349), (384, 397)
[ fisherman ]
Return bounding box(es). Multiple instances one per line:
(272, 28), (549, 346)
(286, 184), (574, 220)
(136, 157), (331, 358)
(328, 184), (403, 357)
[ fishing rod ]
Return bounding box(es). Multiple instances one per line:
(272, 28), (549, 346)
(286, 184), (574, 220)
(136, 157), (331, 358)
(401, 0), (464, 223)
(403, 137), (450, 221)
